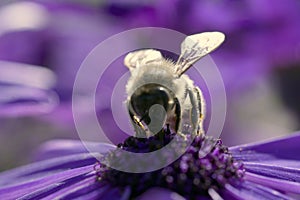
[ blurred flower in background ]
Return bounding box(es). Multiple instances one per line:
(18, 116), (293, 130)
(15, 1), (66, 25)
(0, 59), (58, 170)
(0, 0), (300, 170)
(0, 61), (57, 116)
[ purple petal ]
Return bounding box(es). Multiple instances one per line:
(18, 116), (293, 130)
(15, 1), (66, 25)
(17, 172), (96, 199)
(0, 153), (98, 186)
(225, 181), (293, 200)
(0, 165), (94, 200)
(0, 85), (58, 116)
(34, 140), (115, 161)
(244, 163), (300, 183)
(0, 61), (58, 116)
(0, 61), (56, 89)
(245, 172), (300, 194)
(137, 188), (185, 200)
(34, 175), (107, 200)
(97, 187), (123, 200)
(230, 132), (300, 168)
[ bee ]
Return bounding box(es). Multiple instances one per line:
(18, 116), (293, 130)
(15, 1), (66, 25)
(124, 32), (225, 138)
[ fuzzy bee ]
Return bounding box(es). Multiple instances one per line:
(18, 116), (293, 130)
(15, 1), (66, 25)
(124, 32), (225, 138)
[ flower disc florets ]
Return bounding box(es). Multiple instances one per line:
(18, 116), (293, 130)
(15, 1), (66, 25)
(96, 128), (244, 199)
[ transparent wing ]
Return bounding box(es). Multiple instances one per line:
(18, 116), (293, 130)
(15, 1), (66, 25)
(124, 49), (163, 71)
(175, 32), (225, 76)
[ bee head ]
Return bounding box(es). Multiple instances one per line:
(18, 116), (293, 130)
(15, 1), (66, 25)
(128, 83), (175, 129)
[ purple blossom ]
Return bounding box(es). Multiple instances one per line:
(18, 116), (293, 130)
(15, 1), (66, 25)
(0, 1), (121, 101)
(0, 61), (58, 117)
(0, 130), (300, 199)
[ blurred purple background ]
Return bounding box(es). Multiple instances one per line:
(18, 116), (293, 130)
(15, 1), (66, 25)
(0, 0), (300, 170)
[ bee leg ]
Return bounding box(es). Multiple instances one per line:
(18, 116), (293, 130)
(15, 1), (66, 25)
(178, 131), (188, 140)
(129, 112), (148, 138)
(173, 98), (181, 133)
(193, 87), (206, 135)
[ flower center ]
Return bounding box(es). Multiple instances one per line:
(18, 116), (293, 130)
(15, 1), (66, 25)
(96, 128), (244, 199)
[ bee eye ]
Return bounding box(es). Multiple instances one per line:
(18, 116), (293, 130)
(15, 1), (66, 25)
(129, 84), (173, 125)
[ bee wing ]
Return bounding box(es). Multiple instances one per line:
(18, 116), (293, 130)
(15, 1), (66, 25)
(124, 49), (163, 72)
(175, 32), (225, 76)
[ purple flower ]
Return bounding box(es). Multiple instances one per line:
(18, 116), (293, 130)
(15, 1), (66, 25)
(1, 130), (300, 199)
(0, 1), (121, 101)
(0, 60), (58, 117)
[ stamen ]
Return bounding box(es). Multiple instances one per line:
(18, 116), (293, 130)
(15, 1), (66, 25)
(96, 128), (244, 199)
